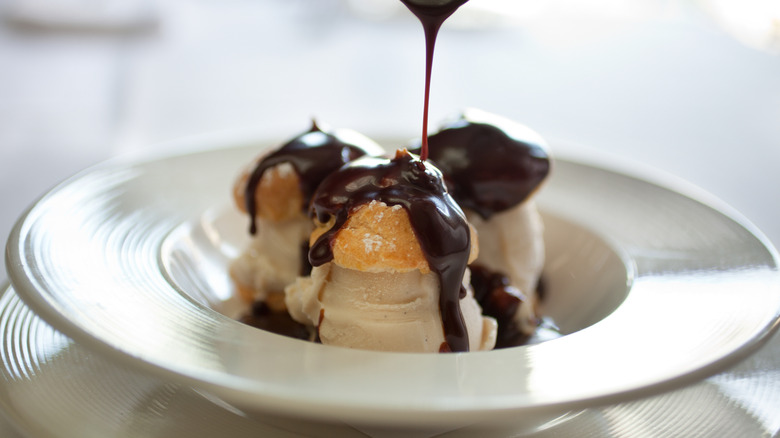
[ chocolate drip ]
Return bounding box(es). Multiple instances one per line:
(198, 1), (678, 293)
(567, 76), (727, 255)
(400, 0), (469, 161)
(413, 110), (550, 219)
(309, 150), (472, 352)
(470, 265), (534, 348)
(299, 241), (313, 276)
(244, 121), (383, 234)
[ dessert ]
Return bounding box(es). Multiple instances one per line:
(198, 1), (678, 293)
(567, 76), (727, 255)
(232, 0), (551, 352)
(416, 108), (550, 347)
(230, 121), (384, 312)
(233, 113), (550, 351)
(285, 150), (497, 352)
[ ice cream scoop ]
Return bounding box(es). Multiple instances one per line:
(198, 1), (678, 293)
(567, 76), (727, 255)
(467, 202), (545, 339)
(286, 199), (496, 353)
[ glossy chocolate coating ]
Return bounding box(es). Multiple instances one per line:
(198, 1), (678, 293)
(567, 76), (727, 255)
(244, 121), (383, 234)
(309, 151), (473, 352)
(414, 110), (550, 219)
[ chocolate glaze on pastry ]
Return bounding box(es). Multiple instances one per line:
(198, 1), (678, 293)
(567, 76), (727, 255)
(413, 110), (550, 219)
(244, 121), (383, 234)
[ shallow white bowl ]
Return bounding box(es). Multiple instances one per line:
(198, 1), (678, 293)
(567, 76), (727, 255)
(6, 138), (780, 431)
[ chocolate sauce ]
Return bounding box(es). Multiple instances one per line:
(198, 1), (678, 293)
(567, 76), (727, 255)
(299, 241), (313, 276)
(470, 265), (534, 348)
(244, 121), (384, 234)
(240, 301), (311, 341)
(400, 0), (469, 161)
(309, 150), (473, 352)
(413, 110), (550, 219)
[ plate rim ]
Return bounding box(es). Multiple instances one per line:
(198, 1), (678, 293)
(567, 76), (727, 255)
(2, 281), (778, 437)
(5, 137), (780, 426)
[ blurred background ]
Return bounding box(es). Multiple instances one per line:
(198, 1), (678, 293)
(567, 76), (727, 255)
(1, 0), (779, 282)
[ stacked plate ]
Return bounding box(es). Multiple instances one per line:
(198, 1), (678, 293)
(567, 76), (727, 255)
(3, 138), (780, 437)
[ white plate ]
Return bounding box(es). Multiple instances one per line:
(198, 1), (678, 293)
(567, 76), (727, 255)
(1, 283), (779, 437)
(5, 140), (780, 429)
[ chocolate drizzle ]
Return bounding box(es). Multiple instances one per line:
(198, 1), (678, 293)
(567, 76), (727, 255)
(400, 0), (469, 161)
(244, 121), (384, 234)
(309, 150), (473, 352)
(413, 110), (551, 219)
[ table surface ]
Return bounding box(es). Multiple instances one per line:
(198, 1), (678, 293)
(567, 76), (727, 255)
(1, 0), (779, 436)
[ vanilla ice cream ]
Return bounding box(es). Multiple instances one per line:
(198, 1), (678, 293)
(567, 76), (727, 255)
(466, 200), (545, 335)
(286, 262), (496, 352)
